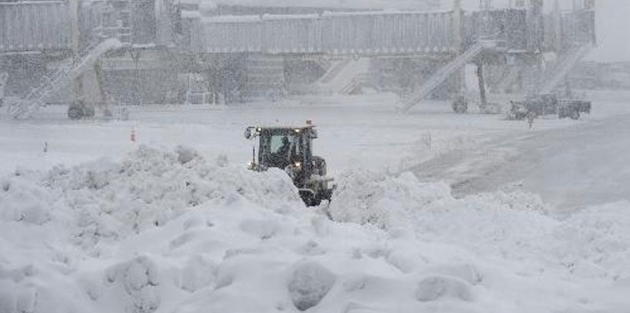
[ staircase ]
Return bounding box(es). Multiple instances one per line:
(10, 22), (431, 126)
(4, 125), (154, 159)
(242, 54), (285, 101)
(338, 73), (370, 95)
(311, 57), (333, 75)
(496, 66), (521, 93)
(7, 39), (123, 119)
(401, 41), (495, 112)
(317, 59), (352, 85)
(318, 58), (370, 95)
(539, 43), (593, 95)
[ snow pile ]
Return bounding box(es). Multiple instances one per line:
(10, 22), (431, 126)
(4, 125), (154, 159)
(288, 261), (337, 311)
(329, 169), (546, 230)
(3, 146), (301, 249)
(1, 147), (630, 313)
(0, 172), (55, 225)
(101, 256), (161, 313)
(0, 146), (306, 313)
(551, 201), (630, 279)
(330, 168), (630, 281)
(328, 169), (452, 229)
(415, 275), (474, 302)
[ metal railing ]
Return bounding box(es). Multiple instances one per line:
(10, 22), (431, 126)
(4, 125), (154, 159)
(0, 1), (72, 53)
(198, 11), (457, 55)
(401, 41), (495, 111)
(8, 39), (122, 119)
(539, 42), (594, 95)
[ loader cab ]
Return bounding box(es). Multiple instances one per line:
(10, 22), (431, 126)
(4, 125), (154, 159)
(244, 123), (333, 206)
(246, 125), (317, 174)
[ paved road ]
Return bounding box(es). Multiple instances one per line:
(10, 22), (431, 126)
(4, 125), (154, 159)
(414, 115), (630, 211)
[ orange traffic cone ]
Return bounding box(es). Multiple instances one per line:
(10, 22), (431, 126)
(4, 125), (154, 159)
(131, 127), (137, 143)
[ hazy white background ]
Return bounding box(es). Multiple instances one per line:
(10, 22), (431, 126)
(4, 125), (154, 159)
(591, 0), (630, 62)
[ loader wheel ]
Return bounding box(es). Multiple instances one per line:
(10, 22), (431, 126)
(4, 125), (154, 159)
(309, 197), (322, 207)
(83, 106), (95, 118)
(301, 194), (318, 207)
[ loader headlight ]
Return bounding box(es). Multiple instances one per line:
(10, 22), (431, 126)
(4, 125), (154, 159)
(294, 162), (302, 169)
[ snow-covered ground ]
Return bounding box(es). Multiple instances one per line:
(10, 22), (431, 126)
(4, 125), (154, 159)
(1, 90), (630, 312)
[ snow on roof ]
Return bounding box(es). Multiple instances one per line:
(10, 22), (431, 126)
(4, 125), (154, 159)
(262, 13), (319, 20)
(201, 9), (452, 24)
(179, 0), (201, 5)
(182, 10), (202, 19)
(203, 14), (261, 23)
(199, 1), (218, 11)
(321, 9), (451, 17)
(249, 124), (316, 130)
(201, 0), (441, 11)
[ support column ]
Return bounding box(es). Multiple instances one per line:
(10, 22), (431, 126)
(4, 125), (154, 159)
(453, 0), (462, 53)
(69, 0), (80, 55)
(476, 61), (487, 112)
(553, 0), (562, 53)
(564, 77), (573, 98)
(452, 0), (465, 96)
(0, 72), (8, 106)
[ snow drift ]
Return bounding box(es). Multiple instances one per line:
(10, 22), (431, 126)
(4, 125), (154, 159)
(1, 146), (629, 313)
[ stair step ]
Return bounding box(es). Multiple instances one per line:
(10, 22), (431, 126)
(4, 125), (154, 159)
(401, 41), (495, 111)
(10, 39), (122, 119)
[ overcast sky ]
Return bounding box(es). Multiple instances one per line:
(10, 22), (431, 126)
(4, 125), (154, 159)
(590, 0), (630, 62)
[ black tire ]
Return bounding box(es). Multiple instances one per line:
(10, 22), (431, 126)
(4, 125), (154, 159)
(68, 102), (95, 120)
(83, 106), (95, 118)
(570, 110), (580, 120)
(302, 194), (319, 207)
(67, 104), (82, 120)
(310, 196), (322, 207)
(452, 98), (468, 114)
(312, 156), (327, 176)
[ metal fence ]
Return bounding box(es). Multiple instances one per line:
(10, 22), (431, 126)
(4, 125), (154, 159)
(0, 1), (72, 53)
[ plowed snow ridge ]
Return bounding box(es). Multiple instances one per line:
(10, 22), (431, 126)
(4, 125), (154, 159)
(1, 146), (629, 313)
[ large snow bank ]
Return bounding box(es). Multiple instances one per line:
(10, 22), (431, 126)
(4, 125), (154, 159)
(330, 169), (630, 300)
(0, 146), (305, 313)
(4, 146), (300, 246)
(1, 147), (629, 313)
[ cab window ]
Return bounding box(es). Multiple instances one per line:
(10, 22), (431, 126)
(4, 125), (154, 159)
(270, 135), (288, 154)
